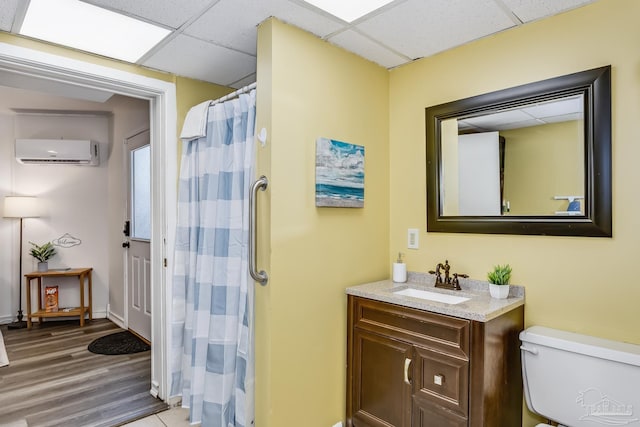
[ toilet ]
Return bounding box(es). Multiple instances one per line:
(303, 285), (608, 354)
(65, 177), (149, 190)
(520, 326), (640, 427)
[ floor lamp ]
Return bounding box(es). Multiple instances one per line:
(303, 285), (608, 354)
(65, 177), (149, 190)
(3, 196), (40, 330)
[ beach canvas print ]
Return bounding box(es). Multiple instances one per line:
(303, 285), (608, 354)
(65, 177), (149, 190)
(316, 137), (365, 208)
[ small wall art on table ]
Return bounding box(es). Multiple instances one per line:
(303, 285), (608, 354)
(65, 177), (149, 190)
(315, 137), (364, 208)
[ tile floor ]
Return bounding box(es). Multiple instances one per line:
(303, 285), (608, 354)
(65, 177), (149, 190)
(121, 407), (198, 427)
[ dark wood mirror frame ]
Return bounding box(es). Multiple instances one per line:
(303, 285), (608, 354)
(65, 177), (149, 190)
(426, 66), (611, 237)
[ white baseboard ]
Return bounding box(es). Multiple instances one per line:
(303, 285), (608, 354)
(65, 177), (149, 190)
(0, 314), (15, 325)
(8, 310), (108, 325)
(107, 310), (125, 329)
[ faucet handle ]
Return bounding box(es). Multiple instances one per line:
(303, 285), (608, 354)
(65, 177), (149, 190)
(428, 269), (442, 284)
(451, 273), (468, 290)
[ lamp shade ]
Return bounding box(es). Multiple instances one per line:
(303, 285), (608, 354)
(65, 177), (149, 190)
(3, 196), (40, 218)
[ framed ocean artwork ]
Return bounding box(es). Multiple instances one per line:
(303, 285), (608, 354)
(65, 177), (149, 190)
(315, 137), (365, 208)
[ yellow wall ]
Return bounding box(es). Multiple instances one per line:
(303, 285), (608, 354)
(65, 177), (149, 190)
(255, 19), (390, 426)
(389, 0), (640, 424)
(502, 120), (584, 215)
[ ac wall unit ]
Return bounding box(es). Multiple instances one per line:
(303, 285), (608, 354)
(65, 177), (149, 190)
(15, 139), (99, 166)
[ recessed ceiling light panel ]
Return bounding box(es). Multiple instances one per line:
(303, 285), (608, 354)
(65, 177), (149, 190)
(303, 0), (395, 22)
(20, 0), (171, 63)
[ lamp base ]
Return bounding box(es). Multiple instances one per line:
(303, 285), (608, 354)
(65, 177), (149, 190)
(8, 320), (27, 330)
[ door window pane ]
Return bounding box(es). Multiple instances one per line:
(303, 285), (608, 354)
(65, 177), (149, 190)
(132, 145), (151, 240)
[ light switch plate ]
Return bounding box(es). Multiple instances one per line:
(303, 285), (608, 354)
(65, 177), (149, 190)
(408, 228), (419, 249)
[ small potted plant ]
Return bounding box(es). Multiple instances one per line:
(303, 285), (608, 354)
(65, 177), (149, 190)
(29, 241), (56, 272)
(487, 264), (512, 299)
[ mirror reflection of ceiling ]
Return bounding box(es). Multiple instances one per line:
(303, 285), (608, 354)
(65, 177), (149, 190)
(0, 0), (597, 88)
(458, 95), (583, 132)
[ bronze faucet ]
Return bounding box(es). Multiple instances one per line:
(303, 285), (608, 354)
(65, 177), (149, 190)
(429, 260), (467, 291)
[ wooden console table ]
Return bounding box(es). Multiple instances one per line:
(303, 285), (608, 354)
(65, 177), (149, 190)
(25, 267), (93, 329)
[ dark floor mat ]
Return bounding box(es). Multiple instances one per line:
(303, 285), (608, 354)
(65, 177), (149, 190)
(88, 330), (150, 355)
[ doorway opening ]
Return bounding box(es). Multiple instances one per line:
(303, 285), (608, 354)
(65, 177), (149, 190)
(0, 42), (177, 400)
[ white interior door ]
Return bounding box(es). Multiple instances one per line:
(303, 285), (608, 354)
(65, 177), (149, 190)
(125, 130), (151, 342)
(458, 132), (501, 216)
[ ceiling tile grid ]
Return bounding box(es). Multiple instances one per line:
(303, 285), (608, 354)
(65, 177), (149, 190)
(142, 34), (256, 86)
(355, 0), (516, 60)
(83, 0), (216, 29)
(1, 0), (600, 89)
(328, 29), (410, 69)
(499, 0), (596, 23)
(184, 0), (345, 55)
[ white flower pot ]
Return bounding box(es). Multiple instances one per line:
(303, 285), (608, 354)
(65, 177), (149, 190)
(489, 283), (509, 299)
(37, 262), (48, 272)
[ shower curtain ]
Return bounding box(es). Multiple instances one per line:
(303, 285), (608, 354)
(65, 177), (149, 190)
(171, 90), (256, 427)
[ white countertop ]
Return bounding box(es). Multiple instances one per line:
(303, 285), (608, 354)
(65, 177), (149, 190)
(346, 272), (525, 322)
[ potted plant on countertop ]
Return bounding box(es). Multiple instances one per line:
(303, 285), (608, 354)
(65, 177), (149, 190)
(487, 264), (512, 299)
(29, 241), (56, 272)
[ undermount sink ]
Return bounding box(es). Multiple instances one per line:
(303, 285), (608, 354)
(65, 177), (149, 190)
(393, 287), (471, 305)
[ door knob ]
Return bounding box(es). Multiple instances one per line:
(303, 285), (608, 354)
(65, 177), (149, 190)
(122, 242), (130, 248)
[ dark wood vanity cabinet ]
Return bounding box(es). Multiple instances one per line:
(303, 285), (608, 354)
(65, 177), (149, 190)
(346, 295), (524, 427)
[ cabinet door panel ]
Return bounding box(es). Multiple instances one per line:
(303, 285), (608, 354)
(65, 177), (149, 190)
(352, 328), (413, 427)
(412, 400), (467, 427)
(414, 346), (469, 417)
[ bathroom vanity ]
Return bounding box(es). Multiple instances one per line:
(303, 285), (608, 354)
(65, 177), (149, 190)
(346, 277), (525, 427)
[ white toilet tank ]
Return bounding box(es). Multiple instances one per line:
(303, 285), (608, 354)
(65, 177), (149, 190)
(520, 326), (640, 427)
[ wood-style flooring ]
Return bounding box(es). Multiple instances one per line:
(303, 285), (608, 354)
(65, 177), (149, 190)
(0, 319), (168, 427)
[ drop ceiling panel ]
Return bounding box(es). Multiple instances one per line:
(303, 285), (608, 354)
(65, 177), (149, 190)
(355, 0), (516, 59)
(83, 0), (215, 29)
(142, 34), (256, 86)
(230, 73), (257, 89)
(500, 0), (595, 23)
(0, 0), (21, 31)
(329, 30), (409, 69)
(464, 109), (532, 128)
(521, 96), (582, 119)
(184, 0), (344, 55)
(0, 70), (114, 102)
(543, 112), (582, 123)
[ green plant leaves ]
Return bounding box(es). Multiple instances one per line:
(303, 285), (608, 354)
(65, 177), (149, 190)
(487, 264), (512, 285)
(29, 241), (57, 262)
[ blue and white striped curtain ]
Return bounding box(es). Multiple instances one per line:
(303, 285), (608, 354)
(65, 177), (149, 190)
(171, 90), (256, 427)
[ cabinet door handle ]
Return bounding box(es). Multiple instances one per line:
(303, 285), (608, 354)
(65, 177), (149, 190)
(403, 358), (412, 385)
(434, 374), (444, 386)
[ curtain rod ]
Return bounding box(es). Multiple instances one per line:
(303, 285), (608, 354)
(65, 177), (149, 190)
(210, 82), (257, 106)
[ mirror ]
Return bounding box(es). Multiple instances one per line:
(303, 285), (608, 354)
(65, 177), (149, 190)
(426, 66), (611, 237)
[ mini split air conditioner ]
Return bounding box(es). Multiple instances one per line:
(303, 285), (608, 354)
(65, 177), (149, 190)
(15, 139), (99, 166)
